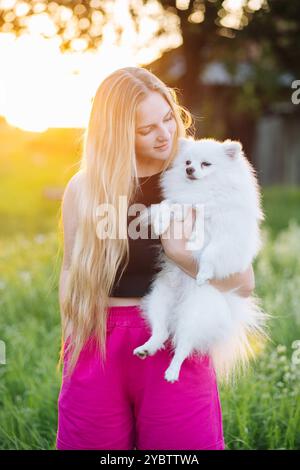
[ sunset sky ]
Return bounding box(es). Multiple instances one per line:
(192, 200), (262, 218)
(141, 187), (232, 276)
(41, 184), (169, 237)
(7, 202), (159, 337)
(0, 0), (263, 132)
(0, 0), (183, 132)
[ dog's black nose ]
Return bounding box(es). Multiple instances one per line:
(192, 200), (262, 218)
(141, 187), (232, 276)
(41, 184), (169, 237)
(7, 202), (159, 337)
(186, 167), (195, 175)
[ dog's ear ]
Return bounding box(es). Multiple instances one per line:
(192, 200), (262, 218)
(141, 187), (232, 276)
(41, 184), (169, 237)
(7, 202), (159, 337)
(177, 136), (193, 154)
(223, 139), (242, 159)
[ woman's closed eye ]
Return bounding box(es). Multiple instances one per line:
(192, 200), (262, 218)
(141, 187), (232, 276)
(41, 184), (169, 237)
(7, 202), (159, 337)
(140, 113), (174, 136)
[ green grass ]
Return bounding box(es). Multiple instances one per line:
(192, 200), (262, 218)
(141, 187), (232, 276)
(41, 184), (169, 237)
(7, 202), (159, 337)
(0, 232), (61, 449)
(262, 186), (300, 240)
(0, 123), (83, 238)
(0, 223), (299, 449)
(0, 123), (299, 449)
(221, 221), (300, 449)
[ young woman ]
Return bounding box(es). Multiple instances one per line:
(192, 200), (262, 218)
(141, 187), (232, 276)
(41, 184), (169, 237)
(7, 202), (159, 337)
(56, 66), (255, 450)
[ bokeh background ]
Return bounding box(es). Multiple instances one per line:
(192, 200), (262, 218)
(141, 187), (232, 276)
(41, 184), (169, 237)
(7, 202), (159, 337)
(0, 0), (299, 450)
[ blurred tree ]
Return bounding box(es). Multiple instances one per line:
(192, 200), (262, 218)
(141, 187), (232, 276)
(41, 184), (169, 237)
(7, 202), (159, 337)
(161, 0), (269, 115)
(1, 1), (298, 121)
(240, 0), (300, 78)
(0, 1), (267, 111)
(222, 0), (300, 117)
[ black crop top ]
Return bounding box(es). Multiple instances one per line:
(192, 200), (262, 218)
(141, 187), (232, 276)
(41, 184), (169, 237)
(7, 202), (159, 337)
(110, 170), (164, 297)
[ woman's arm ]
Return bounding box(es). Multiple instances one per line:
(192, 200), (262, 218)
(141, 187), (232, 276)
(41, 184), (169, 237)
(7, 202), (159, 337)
(59, 171), (82, 312)
(159, 206), (255, 297)
(167, 250), (255, 297)
(209, 264), (255, 297)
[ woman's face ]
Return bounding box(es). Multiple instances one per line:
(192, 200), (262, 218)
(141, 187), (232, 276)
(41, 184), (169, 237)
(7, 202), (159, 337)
(135, 91), (177, 166)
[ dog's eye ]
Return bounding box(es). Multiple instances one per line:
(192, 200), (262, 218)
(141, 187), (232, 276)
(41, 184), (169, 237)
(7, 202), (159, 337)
(186, 160), (191, 165)
(201, 162), (211, 167)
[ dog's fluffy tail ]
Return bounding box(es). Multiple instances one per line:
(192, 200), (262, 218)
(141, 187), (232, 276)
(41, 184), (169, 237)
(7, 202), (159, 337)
(210, 292), (273, 387)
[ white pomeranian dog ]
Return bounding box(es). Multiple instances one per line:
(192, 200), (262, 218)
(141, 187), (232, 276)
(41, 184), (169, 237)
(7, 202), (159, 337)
(133, 136), (272, 386)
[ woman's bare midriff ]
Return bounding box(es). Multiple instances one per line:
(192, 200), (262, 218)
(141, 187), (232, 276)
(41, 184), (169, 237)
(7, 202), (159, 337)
(65, 297), (142, 337)
(108, 296), (142, 306)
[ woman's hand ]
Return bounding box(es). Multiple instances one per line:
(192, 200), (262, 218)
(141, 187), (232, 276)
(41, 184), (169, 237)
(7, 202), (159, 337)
(159, 205), (197, 263)
(209, 264), (255, 297)
(159, 206), (255, 298)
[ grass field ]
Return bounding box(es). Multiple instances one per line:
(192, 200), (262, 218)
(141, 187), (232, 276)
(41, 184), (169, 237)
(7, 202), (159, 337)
(0, 124), (299, 449)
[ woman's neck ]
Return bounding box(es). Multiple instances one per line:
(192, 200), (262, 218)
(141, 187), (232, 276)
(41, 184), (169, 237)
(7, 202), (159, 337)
(136, 161), (165, 178)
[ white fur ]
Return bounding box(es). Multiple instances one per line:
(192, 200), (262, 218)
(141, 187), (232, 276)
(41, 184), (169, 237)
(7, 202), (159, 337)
(133, 137), (272, 386)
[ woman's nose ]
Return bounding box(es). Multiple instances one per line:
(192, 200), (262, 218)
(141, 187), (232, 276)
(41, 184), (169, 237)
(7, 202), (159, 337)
(157, 126), (170, 141)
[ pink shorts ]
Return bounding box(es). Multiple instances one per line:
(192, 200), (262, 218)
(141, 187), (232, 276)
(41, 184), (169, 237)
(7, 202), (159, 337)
(56, 305), (225, 450)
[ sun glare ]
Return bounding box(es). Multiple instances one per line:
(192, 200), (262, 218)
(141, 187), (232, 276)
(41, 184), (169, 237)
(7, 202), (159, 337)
(0, 0), (181, 132)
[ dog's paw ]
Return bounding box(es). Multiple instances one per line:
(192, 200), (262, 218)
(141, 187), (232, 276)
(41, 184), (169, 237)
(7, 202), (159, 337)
(196, 271), (209, 286)
(185, 240), (203, 251)
(196, 264), (214, 286)
(172, 204), (187, 222)
(133, 346), (149, 359)
(133, 341), (164, 359)
(153, 202), (171, 236)
(153, 213), (171, 236)
(164, 367), (179, 383)
(135, 207), (151, 230)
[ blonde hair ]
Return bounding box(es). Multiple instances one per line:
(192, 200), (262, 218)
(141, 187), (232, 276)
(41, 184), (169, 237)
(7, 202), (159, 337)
(57, 66), (194, 379)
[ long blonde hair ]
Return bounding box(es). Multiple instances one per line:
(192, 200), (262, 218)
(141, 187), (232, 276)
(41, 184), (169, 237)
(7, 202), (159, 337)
(57, 66), (194, 379)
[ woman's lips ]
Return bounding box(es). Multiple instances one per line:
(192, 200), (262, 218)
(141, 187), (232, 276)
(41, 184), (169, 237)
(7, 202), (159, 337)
(155, 142), (169, 151)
